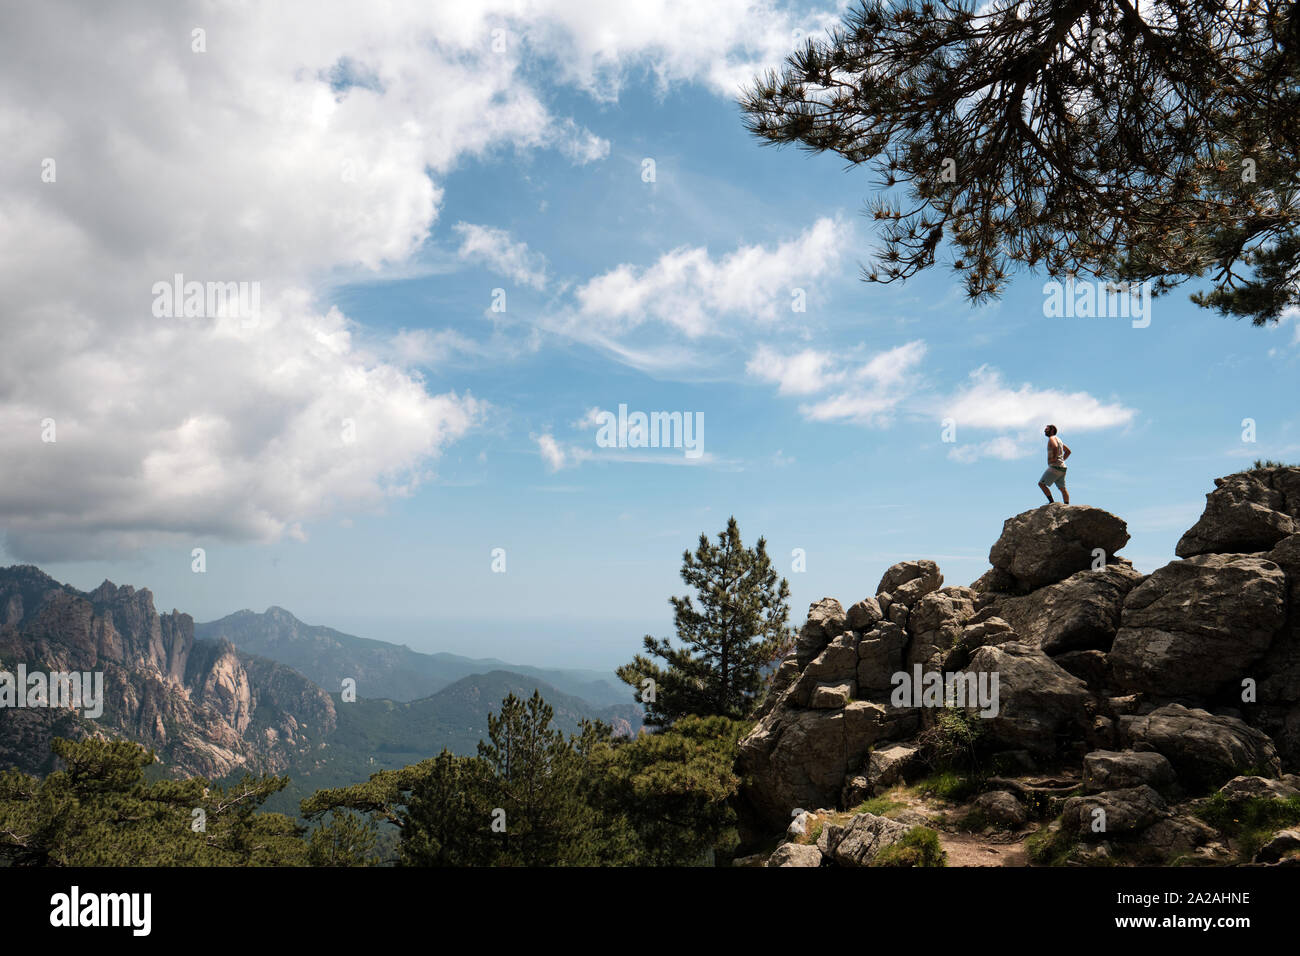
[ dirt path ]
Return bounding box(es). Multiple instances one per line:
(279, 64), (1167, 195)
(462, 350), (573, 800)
(939, 831), (1031, 867)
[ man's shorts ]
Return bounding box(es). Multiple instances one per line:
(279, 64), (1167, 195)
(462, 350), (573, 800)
(1040, 466), (1067, 489)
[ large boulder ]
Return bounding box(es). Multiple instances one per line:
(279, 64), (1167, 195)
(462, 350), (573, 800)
(795, 598), (846, 666)
(962, 642), (1093, 757)
(1120, 703), (1282, 788)
(846, 597), (883, 631)
(974, 790), (1028, 828)
(980, 565), (1144, 656)
(767, 843), (823, 867)
(792, 631), (859, 705)
(906, 586), (977, 669)
(1060, 785), (1168, 839)
(988, 504), (1130, 590)
(1083, 750), (1177, 795)
(738, 705), (877, 829)
(1175, 467), (1300, 558)
(1217, 775), (1300, 801)
(1109, 555), (1286, 697)
(817, 812), (914, 866)
(876, 560), (943, 608)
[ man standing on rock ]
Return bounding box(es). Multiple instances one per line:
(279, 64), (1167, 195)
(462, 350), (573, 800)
(1038, 424), (1071, 504)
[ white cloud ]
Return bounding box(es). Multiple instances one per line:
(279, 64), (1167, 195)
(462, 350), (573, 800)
(454, 222), (550, 290)
(746, 345), (844, 395)
(948, 436), (1027, 463)
(0, 1), (644, 560)
(517, 0), (845, 100)
(535, 433), (579, 471)
(748, 340), (1137, 456)
(799, 341), (928, 426)
(941, 366), (1136, 431)
(0, 0), (849, 559)
(571, 217), (848, 338)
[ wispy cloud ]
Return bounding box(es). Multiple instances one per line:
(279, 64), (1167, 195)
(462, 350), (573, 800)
(453, 222), (549, 290)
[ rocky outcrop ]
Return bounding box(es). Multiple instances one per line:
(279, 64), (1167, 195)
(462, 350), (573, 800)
(1060, 785), (1168, 839)
(739, 470), (1300, 861)
(817, 812), (914, 866)
(979, 565), (1144, 655)
(987, 504), (1131, 590)
(1120, 704), (1281, 787)
(1176, 467), (1300, 557)
(962, 642), (1092, 757)
(1083, 750), (1177, 795)
(1109, 554), (1286, 697)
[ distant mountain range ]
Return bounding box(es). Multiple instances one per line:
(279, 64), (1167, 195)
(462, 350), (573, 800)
(195, 606), (632, 707)
(0, 567), (643, 808)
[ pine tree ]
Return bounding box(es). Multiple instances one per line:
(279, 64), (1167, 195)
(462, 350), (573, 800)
(587, 714), (747, 865)
(400, 749), (496, 866)
(617, 517), (791, 726)
(475, 690), (600, 865)
(0, 737), (307, 866)
(740, 1), (1300, 326)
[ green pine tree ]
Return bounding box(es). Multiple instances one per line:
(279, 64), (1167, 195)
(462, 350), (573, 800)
(740, 1), (1300, 327)
(618, 517), (791, 726)
(587, 714), (747, 865)
(399, 749), (496, 866)
(0, 737), (307, 866)
(475, 690), (602, 866)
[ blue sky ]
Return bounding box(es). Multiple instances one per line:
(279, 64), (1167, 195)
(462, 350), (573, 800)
(3, 2), (1298, 671)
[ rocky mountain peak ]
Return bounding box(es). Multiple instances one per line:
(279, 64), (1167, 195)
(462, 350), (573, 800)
(745, 466), (1300, 867)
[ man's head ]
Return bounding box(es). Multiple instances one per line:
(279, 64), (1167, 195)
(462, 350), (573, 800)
(1044, 424), (1058, 437)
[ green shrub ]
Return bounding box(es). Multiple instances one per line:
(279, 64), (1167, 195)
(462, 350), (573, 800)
(872, 827), (946, 867)
(1194, 794), (1300, 860)
(1026, 824), (1079, 866)
(916, 771), (979, 803)
(854, 796), (903, 817)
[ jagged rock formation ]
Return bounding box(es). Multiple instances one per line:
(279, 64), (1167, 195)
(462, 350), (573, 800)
(1176, 466), (1300, 557)
(0, 566), (335, 778)
(743, 467), (1300, 866)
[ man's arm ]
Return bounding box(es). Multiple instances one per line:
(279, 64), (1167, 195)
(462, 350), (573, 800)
(1062, 443), (1071, 461)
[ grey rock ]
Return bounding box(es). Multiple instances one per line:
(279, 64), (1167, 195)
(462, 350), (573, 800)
(907, 587), (977, 670)
(963, 642), (1092, 757)
(846, 597), (883, 631)
(819, 812), (914, 867)
(1083, 750), (1177, 794)
(1217, 775), (1300, 801)
(865, 743), (921, 791)
(767, 843), (824, 867)
(795, 598), (847, 666)
(876, 560), (943, 607)
(1137, 815), (1219, 859)
(1121, 703), (1282, 787)
(1110, 555), (1286, 697)
(981, 565), (1144, 655)
(738, 707), (870, 829)
(974, 790), (1028, 828)
(793, 632), (859, 704)
(1176, 467), (1300, 558)
(1060, 785), (1168, 839)
(988, 503), (1130, 590)
(809, 681), (853, 709)
(1254, 829), (1300, 864)
(857, 622), (907, 693)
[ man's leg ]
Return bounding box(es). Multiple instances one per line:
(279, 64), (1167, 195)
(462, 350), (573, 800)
(1038, 481), (1054, 503)
(1059, 479), (1069, 505)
